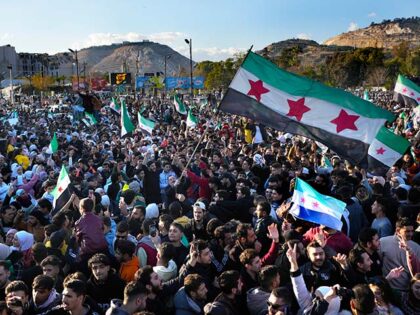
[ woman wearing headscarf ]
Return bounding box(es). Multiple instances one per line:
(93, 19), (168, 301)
(6, 230), (35, 279)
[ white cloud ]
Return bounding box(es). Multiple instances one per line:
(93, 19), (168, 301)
(296, 33), (311, 40)
(348, 22), (359, 32)
(0, 33), (15, 43)
(72, 31), (185, 50)
(72, 31), (243, 61)
(368, 12), (376, 18)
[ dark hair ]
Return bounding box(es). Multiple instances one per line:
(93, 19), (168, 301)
(236, 223), (252, 239)
(238, 186), (250, 197)
(38, 198), (52, 211)
(32, 243), (48, 264)
(102, 216), (112, 227)
(124, 281), (148, 303)
(135, 266), (153, 286)
(159, 214), (173, 232)
(358, 228), (378, 247)
(142, 218), (155, 235)
(44, 224), (59, 238)
(349, 248), (367, 270)
(218, 270), (240, 294)
(352, 284), (375, 314)
(191, 239), (208, 254)
(41, 255), (61, 268)
(170, 222), (184, 233)
(395, 187), (408, 201)
(80, 198), (94, 212)
(168, 201), (183, 219)
(117, 221), (130, 233)
(306, 241), (323, 250)
(158, 243), (175, 264)
(88, 253), (111, 268)
(51, 212), (66, 227)
(115, 239), (136, 257)
(256, 201), (271, 214)
(0, 261), (9, 272)
(64, 279), (86, 296)
(215, 190), (230, 200)
(396, 217), (415, 229)
(271, 287), (291, 304)
(258, 266), (279, 290)
(184, 274), (205, 296)
(5, 281), (29, 296)
(33, 275), (54, 291)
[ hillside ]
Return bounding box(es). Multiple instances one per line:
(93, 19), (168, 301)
(54, 41), (192, 76)
(324, 17), (420, 49)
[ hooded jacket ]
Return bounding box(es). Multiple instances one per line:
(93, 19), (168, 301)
(153, 259), (178, 281)
(105, 299), (130, 315)
(174, 287), (205, 315)
(246, 287), (270, 315)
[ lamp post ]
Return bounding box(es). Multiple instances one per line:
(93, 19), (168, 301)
(184, 38), (193, 97)
(7, 65), (13, 106)
(164, 54), (173, 94)
(68, 48), (79, 90)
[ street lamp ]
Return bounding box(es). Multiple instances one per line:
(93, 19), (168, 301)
(185, 38), (193, 97)
(68, 48), (79, 90)
(7, 65), (13, 106)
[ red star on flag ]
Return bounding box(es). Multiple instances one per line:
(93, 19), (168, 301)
(58, 186), (63, 192)
(312, 201), (319, 208)
(300, 197), (305, 203)
(376, 147), (386, 155)
(247, 80), (270, 102)
(330, 109), (359, 133)
(410, 92), (415, 96)
(287, 98), (311, 121)
(417, 97), (420, 102)
(402, 88), (408, 93)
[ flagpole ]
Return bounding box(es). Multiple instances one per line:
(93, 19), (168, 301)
(178, 124), (210, 181)
(179, 45), (254, 180)
(216, 45), (253, 113)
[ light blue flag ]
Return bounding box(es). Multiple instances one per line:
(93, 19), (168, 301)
(290, 178), (346, 230)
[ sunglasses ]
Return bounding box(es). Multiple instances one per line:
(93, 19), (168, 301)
(267, 301), (288, 311)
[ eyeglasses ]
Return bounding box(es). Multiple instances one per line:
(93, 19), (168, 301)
(115, 235), (127, 239)
(267, 301), (288, 311)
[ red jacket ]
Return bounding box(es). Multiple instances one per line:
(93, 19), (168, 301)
(303, 227), (353, 255)
(187, 170), (212, 200)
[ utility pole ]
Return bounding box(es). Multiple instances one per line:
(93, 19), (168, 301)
(185, 38), (193, 97)
(7, 65), (13, 106)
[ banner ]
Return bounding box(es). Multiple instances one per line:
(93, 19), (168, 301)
(135, 76), (205, 89)
(110, 73), (132, 85)
(165, 76), (204, 89)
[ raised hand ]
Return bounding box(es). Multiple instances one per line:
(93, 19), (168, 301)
(286, 242), (299, 271)
(386, 266), (405, 280)
(314, 232), (326, 248)
(266, 223), (279, 243)
(333, 253), (348, 270)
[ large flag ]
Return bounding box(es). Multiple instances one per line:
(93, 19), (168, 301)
(137, 112), (155, 135)
(290, 178), (346, 231)
(120, 99), (135, 137)
(393, 74), (420, 107)
(7, 111), (18, 126)
(51, 166), (72, 215)
(47, 132), (59, 154)
(82, 112), (98, 127)
(186, 111), (198, 128)
(219, 51), (395, 166)
(367, 126), (410, 175)
(110, 97), (121, 114)
(173, 95), (187, 115)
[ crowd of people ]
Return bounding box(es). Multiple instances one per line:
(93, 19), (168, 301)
(0, 87), (418, 315)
